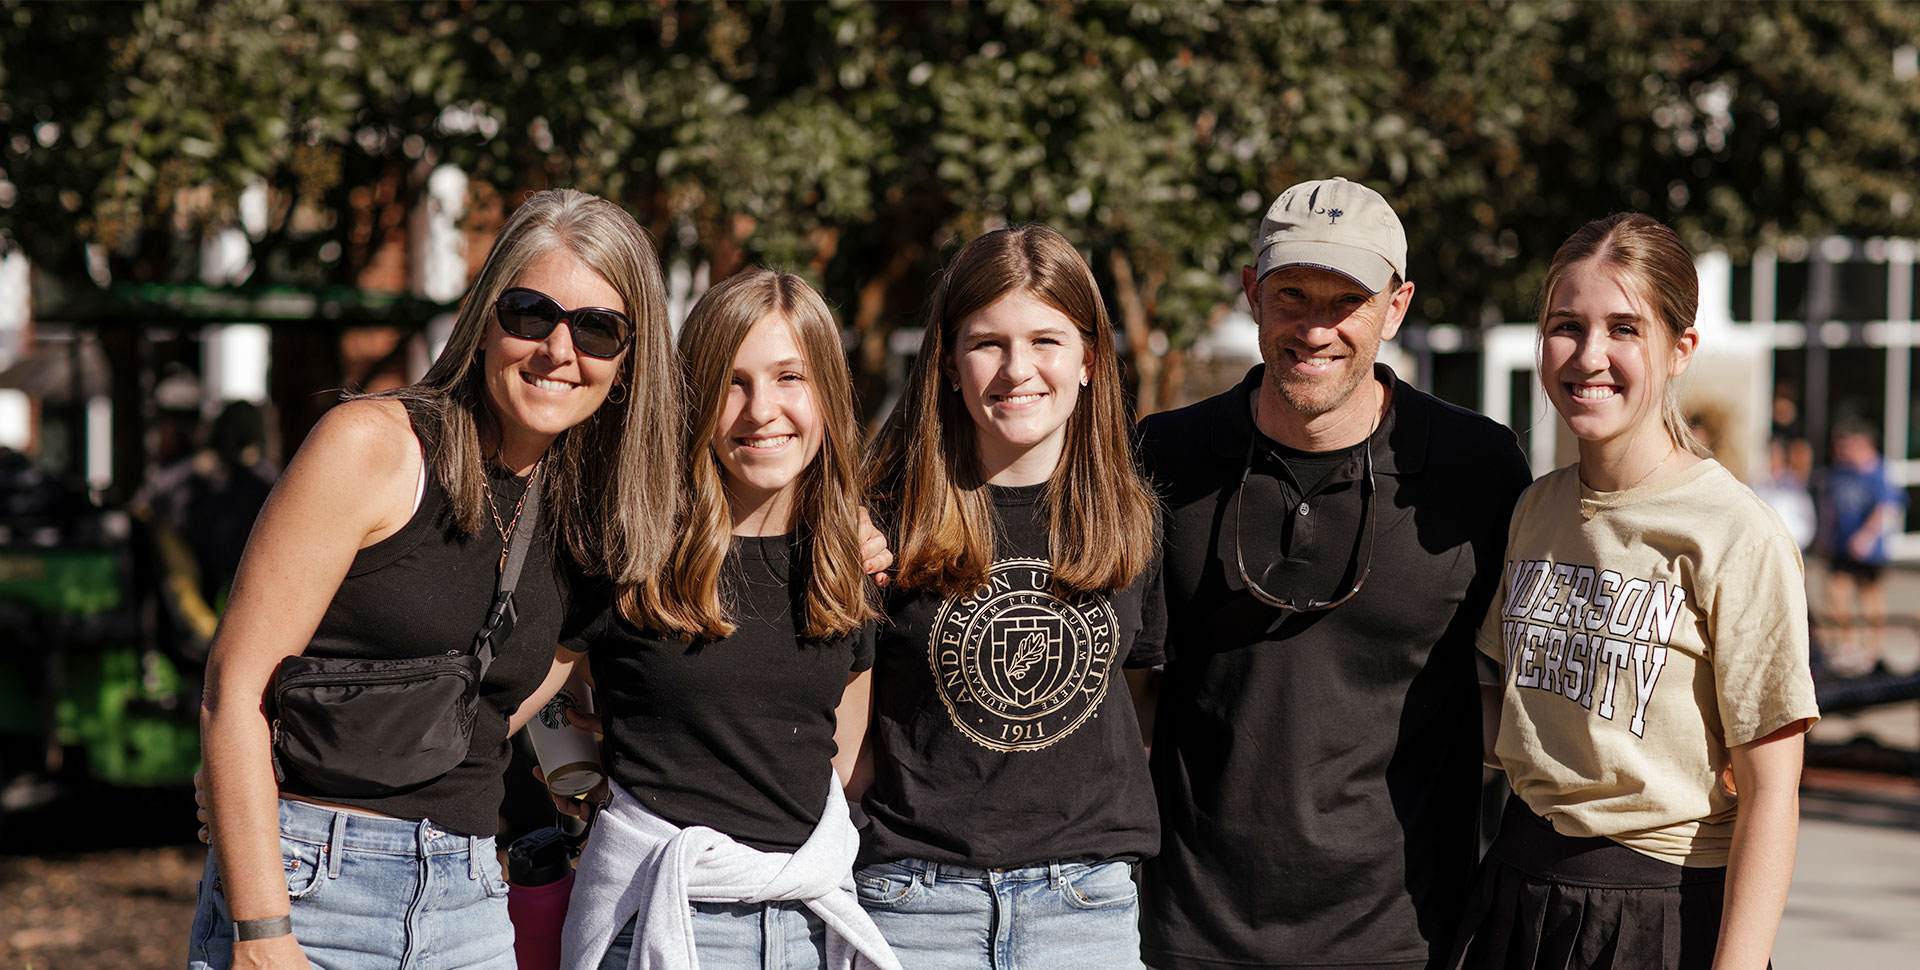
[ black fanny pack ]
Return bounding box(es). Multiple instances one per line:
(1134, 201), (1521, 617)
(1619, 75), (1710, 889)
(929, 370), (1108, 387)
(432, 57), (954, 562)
(268, 477), (542, 797)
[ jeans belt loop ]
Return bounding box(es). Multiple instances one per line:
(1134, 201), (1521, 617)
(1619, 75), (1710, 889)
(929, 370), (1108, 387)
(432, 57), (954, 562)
(468, 835), (482, 881)
(919, 860), (937, 887)
(326, 812), (347, 879)
(1047, 861), (1064, 889)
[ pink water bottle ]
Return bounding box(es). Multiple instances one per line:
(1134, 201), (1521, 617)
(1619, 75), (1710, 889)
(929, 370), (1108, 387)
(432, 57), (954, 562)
(507, 827), (577, 970)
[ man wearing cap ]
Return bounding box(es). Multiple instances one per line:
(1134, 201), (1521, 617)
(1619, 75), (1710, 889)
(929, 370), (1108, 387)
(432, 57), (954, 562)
(1135, 177), (1530, 970)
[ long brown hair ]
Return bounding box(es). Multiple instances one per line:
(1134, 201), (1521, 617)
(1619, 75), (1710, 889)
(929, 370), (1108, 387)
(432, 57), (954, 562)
(867, 225), (1156, 596)
(1539, 212), (1709, 458)
(368, 188), (684, 583)
(623, 268), (878, 640)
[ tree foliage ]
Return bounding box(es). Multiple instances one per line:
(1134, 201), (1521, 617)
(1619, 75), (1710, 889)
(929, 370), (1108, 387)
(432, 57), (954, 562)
(4, 0), (1917, 412)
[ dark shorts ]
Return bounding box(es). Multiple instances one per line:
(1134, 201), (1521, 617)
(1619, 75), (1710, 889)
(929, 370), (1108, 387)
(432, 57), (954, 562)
(1830, 554), (1886, 584)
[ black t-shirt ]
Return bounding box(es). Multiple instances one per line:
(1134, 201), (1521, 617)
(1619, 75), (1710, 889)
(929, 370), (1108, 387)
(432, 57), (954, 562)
(1271, 438), (1362, 498)
(860, 482), (1166, 868)
(285, 462), (569, 838)
(565, 533), (873, 853)
(1136, 365), (1531, 970)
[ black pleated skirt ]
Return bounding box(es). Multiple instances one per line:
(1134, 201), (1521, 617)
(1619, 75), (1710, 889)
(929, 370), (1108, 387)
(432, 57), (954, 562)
(1447, 796), (1733, 970)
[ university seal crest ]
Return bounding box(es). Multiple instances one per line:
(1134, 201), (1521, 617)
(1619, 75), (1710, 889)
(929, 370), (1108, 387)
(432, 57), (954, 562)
(929, 557), (1116, 752)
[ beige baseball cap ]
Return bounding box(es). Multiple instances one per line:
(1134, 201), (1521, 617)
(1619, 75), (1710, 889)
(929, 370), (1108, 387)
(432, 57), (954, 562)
(1253, 177), (1408, 294)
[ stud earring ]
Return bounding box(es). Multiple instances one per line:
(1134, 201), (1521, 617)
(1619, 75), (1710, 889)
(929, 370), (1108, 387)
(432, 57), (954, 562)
(1079, 376), (1089, 387)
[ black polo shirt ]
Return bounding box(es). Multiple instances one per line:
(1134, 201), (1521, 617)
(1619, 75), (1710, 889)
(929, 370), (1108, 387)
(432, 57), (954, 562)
(1136, 364), (1530, 970)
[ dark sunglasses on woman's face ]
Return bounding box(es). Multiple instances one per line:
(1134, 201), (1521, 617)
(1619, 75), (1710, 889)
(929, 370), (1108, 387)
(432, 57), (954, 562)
(493, 287), (633, 359)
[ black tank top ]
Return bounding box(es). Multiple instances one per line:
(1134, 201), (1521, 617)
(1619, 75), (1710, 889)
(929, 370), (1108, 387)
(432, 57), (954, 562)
(278, 440), (568, 836)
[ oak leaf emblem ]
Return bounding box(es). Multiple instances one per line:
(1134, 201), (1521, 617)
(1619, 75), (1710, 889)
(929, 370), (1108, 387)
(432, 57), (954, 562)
(1007, 631), (1047, 681)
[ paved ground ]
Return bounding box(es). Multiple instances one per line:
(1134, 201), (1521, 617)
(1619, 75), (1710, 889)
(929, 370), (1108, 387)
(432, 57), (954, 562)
(1774, 563), (1920, 968)
(1782, 773), (1920, 968)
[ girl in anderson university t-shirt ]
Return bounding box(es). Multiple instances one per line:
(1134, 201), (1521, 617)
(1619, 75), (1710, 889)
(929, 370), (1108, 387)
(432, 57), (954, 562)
(1450, 213), (1819, 970)
(856, 225), (1166, 970)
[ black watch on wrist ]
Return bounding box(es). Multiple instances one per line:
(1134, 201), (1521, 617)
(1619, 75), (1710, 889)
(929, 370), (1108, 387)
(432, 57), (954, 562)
(233, 915), (293, 941)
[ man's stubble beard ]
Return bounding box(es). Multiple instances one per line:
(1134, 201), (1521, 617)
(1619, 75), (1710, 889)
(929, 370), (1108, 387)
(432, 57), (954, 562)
(1261, 345), (1378, 421)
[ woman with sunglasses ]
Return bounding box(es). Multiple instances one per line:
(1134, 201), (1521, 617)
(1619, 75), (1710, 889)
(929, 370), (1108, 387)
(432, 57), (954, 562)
(553, 269), (901, 970)
(1448, 214), (1818, 970)
(192, 189), (682, 970)
(856, 225), (1162, 970)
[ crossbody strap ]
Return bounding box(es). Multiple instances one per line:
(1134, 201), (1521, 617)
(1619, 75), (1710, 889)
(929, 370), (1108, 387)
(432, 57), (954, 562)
(473, 468), (545, 673)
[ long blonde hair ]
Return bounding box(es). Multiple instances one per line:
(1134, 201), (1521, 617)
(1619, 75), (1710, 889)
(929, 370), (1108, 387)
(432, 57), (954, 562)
(867, 225), (1156, 596)
(623, 268), (878, 640)
(1539, 212), (1710, 458)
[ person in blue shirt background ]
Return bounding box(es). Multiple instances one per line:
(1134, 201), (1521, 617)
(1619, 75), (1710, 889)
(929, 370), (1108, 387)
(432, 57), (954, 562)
(1819, 419), (1907, 675)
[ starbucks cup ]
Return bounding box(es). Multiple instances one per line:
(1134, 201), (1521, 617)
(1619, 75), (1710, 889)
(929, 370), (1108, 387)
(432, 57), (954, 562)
(526, 671), (603, 797)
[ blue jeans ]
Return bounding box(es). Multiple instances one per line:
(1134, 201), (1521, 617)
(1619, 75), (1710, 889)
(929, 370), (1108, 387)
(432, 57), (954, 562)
(188, 798), (514, 970)
(854, 859), (1143, 970)
(597, 901), (828, 970)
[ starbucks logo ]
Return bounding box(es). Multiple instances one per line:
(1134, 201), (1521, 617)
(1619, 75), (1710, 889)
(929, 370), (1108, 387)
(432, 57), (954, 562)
(929, 558), (1116, 752)
(536, 689), (577, 731)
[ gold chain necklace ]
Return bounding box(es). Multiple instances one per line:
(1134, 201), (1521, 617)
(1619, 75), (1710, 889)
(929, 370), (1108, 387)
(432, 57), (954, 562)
(1578, 446), (1676, 520)
(483, 458), (543, 573)
(1622, 446), (1675, 491)
(1581, 446), (1676, 494)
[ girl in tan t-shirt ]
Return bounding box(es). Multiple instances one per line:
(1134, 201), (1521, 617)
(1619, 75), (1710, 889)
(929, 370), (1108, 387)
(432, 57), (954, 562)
(1449, 213), (1817, 970)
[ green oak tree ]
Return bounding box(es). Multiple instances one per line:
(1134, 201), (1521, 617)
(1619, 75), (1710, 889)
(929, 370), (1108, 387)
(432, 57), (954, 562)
(5, 0), (1916, 419)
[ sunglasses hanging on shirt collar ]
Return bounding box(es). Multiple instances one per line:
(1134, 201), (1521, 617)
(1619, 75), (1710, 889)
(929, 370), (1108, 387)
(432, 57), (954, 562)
(1230, 436), (1377, 614)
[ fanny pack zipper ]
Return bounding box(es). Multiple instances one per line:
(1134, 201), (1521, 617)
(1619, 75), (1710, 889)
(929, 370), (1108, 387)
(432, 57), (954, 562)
(272, 663), (476, 699)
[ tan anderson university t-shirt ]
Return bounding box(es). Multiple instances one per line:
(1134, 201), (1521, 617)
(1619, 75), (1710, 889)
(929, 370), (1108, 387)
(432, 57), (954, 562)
(1478, 458), (1820, 867)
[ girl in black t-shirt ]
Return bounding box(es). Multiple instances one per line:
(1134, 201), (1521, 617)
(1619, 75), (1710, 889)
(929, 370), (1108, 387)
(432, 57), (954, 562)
(859, 226), (1164, 970)
(555, 269), (900, 970)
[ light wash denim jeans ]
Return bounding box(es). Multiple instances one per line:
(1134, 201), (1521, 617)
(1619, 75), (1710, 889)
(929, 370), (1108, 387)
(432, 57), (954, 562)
(187, 798), (515, 970)
(596, 900), (828, 970)
(854, 859), (1143, 970)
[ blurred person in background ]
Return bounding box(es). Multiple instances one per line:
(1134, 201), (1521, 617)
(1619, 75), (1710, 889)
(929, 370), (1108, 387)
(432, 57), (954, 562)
(1818, 419), (1906, 675)
(1768, 384), (1803, 444)
(0, 445), (94, 521)
(1752, 436), (1815, 553)
(141, 401), (279, 606)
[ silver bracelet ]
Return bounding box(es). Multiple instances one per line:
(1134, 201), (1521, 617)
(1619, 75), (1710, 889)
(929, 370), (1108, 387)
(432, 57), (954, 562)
(233, 915), (293, 941)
